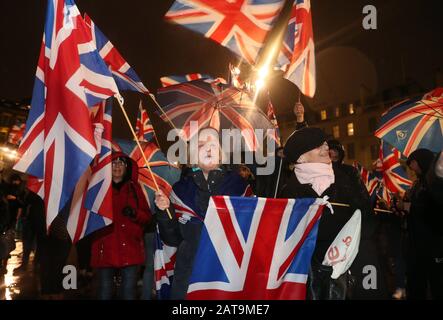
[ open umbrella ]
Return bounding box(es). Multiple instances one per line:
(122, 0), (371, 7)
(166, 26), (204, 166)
(156, 79), (275, 151)
(112, 138), (181, 209)
(375, 88), (443, 157)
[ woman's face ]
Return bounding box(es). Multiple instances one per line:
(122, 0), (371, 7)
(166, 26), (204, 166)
(112, 159), (127, 182)
(300, 142), (331, 164)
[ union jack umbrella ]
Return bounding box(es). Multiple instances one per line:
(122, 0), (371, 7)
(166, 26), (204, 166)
(156, 79), (276, 151)
(375, 88), (443, 157)
(165, 0), (285, 65)
(112, 139), (181, 209)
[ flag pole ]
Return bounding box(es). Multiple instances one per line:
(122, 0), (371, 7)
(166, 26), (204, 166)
(273, 158), (283, 198)
(330, 201), (392, 213)
(116, 94), (173, 219)
(139, 100), (162, 147)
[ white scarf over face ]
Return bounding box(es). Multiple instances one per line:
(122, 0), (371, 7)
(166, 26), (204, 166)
(294, 163), (335, 196)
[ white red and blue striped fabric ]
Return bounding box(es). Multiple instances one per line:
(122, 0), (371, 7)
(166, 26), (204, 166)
(84, 14), (149, 94)
(136, 101), (155, 142)
(187, 196), (328, 299)
(160, 73), (211, 87)
(277, 0), (316, 97)
(165, 0), (285, 64)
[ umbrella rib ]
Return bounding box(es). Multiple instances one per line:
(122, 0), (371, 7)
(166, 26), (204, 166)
(419, 100), (443, 118)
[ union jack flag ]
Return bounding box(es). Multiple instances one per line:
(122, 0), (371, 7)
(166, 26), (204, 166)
(7, 120), (26, 145)
(14, 0), (118, 229)
(154, 225), (178, 299)
(377, 141), (412, 202)
(84, 14), (149, 94)
(63, 100), (113, 242)
(136, 101), (155, 142)
(156, 79), (275, 151)
(160, 73), (211, 87)
(165, 0), (285, 65)
(277, 0), (316, 97)
(352, 161), (379, 200)
(187, 196), (328, 299)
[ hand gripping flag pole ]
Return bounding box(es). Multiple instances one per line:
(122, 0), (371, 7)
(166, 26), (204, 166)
(115, 94), (173, 219)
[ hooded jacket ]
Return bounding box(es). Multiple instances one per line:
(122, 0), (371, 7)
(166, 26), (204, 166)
(91, 152), (151, 268)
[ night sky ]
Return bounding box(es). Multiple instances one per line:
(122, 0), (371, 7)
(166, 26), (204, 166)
(1, 0), (442, 142)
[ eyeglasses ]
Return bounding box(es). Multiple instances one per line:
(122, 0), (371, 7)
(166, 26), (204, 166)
(112, 160), (127, 167)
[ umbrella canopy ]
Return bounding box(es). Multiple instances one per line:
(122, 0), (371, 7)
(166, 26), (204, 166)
(112, 139), (181, 209)
(156, 79), (275, 151)
(375, 88), (443, 157)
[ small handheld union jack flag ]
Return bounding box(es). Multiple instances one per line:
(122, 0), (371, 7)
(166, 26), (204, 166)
(136, 101), (156, 142)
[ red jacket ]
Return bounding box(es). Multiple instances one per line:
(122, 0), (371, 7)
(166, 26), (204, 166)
(91, 153), (151, 268)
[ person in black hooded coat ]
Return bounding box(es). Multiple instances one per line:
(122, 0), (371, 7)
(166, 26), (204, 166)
(280, 127), (387, 299)
(401, 149), (443, 299)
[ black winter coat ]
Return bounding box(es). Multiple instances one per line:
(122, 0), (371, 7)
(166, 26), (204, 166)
(280, 165), (387, 299)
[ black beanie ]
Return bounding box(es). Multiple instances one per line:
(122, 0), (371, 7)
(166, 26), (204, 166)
(284, 127), (328, 163)
(407, 149), (435, 176)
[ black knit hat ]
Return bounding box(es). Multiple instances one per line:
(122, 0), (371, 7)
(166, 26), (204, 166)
(284, 127), (328, 163)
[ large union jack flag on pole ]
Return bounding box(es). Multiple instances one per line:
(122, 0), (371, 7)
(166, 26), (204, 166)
(14, 0), (118, 229)
(165, 0), (285, 65)
(187, 196), (329, 300)
(277, 0), (316, 97)
(64, 100), (113, 242)
(84, 14), (149, 94)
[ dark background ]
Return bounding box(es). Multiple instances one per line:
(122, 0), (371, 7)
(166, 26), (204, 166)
(1, 0), (442, 143)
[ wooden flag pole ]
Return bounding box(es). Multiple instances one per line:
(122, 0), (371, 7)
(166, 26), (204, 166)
(330, 201), (392, 213)
(116, 94), (172, 219)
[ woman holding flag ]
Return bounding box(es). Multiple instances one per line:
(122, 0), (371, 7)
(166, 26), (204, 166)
(91, 153), (151, 300)
(154, 127), (252, 300)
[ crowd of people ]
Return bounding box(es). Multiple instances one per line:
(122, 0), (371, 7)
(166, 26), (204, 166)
(1, 103), (442, 300)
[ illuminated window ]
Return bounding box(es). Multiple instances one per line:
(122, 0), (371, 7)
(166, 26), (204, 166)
(333, 125), (340, 138)
(320, 110), (327, 120)
(349, 103), (355, 114)
(335, 107), (340, 117)
(347, 123), (354, 136)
